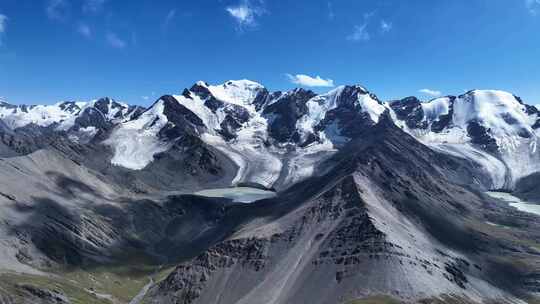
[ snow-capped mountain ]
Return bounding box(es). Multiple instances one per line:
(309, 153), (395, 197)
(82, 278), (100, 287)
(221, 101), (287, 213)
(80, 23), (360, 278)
(105, 80), (386, 188)
(390, 90), (540, 189)
(0, 100), (84, 130)
(0, 97), (145, 142)
(2, 82), (539, 191)
(1, 81), (540, 304)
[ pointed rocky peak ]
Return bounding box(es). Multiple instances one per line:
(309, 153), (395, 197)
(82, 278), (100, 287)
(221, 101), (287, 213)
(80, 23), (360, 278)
(91, 97), (124, 115)
(189, 81), (212, 100)
(390, 96), (422, 107)
(389, 96), (429, 130)
(290, 84), (388, 147)
(251, 88), (276, 112)
(321, 85), (385, 124)
(186, 80), (268, 114)
(262, 88), (317, 143)
(93, 97), (115, 112)
(158, 95), (205, 128)
(331, 85), (386, 122)
(79, 97), (145, 123)
(263, 87), (316, 115)
(58, 101), (83, 114)
(194, 79), (265, 106)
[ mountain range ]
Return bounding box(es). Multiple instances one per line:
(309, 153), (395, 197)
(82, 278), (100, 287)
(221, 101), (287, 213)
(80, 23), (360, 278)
(0, 80), (538, 304)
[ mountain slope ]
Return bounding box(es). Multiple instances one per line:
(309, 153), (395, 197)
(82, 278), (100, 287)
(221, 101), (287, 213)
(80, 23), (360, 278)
(0, 81), (539, 303)
(144, 117), (540, 304)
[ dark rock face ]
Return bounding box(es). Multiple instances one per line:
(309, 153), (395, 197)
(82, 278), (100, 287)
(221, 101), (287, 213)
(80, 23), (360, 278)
(158, 95), (206, 141)
(389, 96), (427, 129)
(168, 135), (226, 176)
(190, 82), (212, 100)
(189, 85), (254, 141)
(316, 86), (382, 139)
(126, 104), (146, 120)
(467, 121), (499, 153)
(58, 101), (82, 114)
(218, 104), (251, 141)
(252, 89), (280, 112)
(390, 96), (458, 133)
(519, 97), (538, 115)
(431, 96), (456, 133)
(74, 107), (111, 130)
(263, 88), (316, 143)
(203, 96), (224, 113)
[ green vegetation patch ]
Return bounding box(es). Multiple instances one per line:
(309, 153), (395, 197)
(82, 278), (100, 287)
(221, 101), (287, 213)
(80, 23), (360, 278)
(345, 295), (401, 304)
(0, 272), (111, 304)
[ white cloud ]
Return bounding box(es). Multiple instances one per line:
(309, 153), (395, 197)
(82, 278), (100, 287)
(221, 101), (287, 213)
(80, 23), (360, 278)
(0, 15), (7, 45)
(526, 0), (540, 15)
(83, 0), (107, 14)
(347, 23), (370, 42)
(347, 12), (375, 42)
(348, 13), (393, 42)
(0, 15), (7, 34)
(419, 88), (442, 97)
(77, 23), (92, 38)
(106, 32), (126, 48)
(46, 0), (69, 20)
(380, 20), (392, 33)
(287, 74), (335, 87)
(226, 0), (264, 30)
(327, 2), (335, 20)
(162, 9), (177, 31)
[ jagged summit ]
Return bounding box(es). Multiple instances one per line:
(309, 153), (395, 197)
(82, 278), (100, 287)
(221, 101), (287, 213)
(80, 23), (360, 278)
(1, 82), (539, 190)
(102, 81), (393, 188)
(190, 79), (266, 106)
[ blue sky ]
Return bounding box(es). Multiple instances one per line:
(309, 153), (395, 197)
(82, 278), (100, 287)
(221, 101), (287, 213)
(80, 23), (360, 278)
(0, 0), (539, 106)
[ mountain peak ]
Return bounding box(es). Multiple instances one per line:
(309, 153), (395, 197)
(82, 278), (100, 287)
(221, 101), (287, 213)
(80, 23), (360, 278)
(188, 79), (265, 107)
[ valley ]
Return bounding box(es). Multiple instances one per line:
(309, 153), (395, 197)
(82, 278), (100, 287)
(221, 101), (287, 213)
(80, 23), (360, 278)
(0, 80), (539, 303)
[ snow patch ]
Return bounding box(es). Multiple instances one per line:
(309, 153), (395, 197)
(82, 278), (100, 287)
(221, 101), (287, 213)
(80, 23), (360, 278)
(205, 80), (264, 106)
(357, 93), (385, 123)
(105, 100), (171, 170)
(421, 97), (450, 121)
(0, 102), (85, 129)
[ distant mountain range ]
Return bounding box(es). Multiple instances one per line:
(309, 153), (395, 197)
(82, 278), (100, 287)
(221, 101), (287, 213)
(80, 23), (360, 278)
(2, 80), (538, 189)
